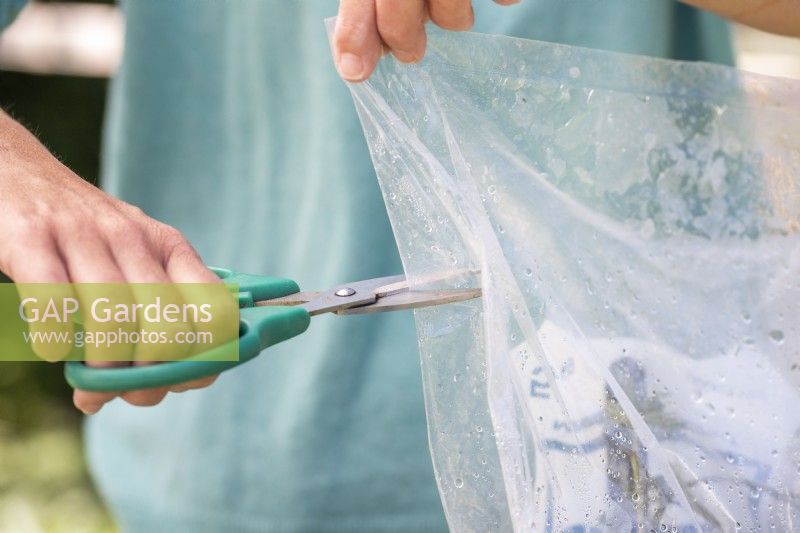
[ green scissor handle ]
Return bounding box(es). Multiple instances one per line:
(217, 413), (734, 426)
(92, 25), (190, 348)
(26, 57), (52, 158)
(63, 267), (311, 392)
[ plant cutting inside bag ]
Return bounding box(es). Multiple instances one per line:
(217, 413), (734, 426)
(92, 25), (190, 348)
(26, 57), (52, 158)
(345, 28), (800, 532)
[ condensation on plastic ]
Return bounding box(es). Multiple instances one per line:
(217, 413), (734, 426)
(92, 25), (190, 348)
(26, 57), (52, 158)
(345, 27), (800, 532)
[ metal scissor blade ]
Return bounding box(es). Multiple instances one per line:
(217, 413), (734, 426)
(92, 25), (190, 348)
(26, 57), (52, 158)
(258, 271), (480, 316)
(258, 275), (407, 316)
(337, 287), (481, 315)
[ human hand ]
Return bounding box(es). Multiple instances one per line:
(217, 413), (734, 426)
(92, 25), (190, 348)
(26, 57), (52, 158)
(680, 0), (800, 37)
(0, 110), (223, 414)
(333, 0), (521, 82)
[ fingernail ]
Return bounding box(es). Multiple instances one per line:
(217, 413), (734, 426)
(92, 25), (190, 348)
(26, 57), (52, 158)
(338, 52), (364, 81)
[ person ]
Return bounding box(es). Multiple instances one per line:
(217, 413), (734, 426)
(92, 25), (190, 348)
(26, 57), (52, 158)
(0, 0), (797, 530)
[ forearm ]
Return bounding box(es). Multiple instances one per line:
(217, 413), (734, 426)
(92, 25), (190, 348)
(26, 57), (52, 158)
(682, 0), (800, 37)
(0, 108), (55, 164)
(0, 108), (221, 413)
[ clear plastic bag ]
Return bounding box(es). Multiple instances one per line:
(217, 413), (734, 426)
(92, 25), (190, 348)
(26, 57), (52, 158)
(346, 28), (800, 532)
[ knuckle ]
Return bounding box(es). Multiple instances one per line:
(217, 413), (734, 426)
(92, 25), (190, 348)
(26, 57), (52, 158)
(158, 227), (189, 256)
(169, 240), (199, 261)
(7, 261), (56, 282)
(160, 228), (199, 262)
(334, 19), (368, 50)
(119, 202), (146, 220)
(430, 5), (474, 31)
(5, 253), (58, 282)
(2, 223), (58, 281)
(101, 214), (140, 241)
(158, 224), (184, 246)
(14, 213), (50, 239)
(169, 247), (202, 273)
(378, 22), (418, 47)
(54, 211), (93, 237)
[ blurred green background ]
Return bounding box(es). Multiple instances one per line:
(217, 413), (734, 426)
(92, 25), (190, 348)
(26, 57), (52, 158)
(0, 3), (116, 530)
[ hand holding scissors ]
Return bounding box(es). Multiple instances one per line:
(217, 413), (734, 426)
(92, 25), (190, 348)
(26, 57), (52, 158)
(64, 267), (480, 392)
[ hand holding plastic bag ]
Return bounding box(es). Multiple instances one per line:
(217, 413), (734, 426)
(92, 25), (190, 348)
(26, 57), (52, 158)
(346, 27), (800, 532)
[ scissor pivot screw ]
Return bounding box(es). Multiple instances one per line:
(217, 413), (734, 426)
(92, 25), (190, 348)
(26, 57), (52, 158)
(335, 288), (356, 297)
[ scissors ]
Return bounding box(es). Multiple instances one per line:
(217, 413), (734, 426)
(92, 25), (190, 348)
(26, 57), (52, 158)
(64, 266), (480, 392)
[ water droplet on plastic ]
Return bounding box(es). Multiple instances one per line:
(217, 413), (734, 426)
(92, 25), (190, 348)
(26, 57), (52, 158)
(568, 66), (581, 79)
(454, 478), (464, 488)
(524, 268), (533, 277)
(769, 330), (785, 344)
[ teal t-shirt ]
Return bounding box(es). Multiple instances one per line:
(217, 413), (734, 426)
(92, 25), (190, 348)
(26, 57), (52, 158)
(81, 1), (731, 531)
